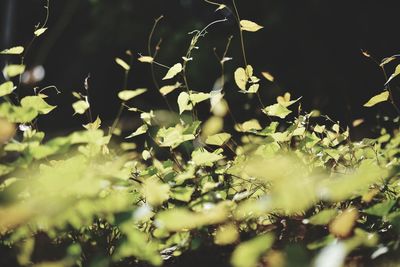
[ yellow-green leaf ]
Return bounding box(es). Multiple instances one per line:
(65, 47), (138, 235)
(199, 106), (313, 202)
(263, 103), (292, 119)
(0, 46), (24, 55)
(142, 177), (170, 206)
(126, 124), (148, 138)
(3, 64), (25, 77)
(162, 63), (182, 80)
(138, 56), (154, 63)
(0, 81), (15, 97)
(231, 234), (274, 267)
(261, 71), (274, 82)
(118, 88), (147, 101)
(83, 116), (101, 130)
(385, 64), (400, 85)
(191, 149), (224, 166)
(72, 100), (90, 115)
(214, 224), (239, 245)
(363, 91), (389, 107)
(34, 28), (47, 37)
(205, 133), (231, 146)
(247, 84), (259, 93)
(159, 82), (181, 96)
(234, 67), (247, 90)
(115, 57), (130, 71)
(21, 96), (56, 114)
(240, 20), (264, 32)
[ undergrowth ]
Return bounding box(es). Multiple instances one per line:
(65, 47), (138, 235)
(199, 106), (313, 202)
(1, 1), (400, 266)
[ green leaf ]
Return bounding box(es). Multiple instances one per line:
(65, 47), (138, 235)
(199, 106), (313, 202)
(83, 116), (101, 130)
(157, 124), (195, 148)
(159, 82), (181, 96)
(115, 57), (130, 71)
(385, 64), (400, 85)
(231, 234), (274, 267)
(177, 91), (210, 114)
(364, 199), (397, 217)
(126, 124), (148, 138)
(171, 186), (195, 202)
(262, 103), (292, 119)
(21, 96), (56, 114)
(214, 224), (239, 245)
(3, 64), (25, 77)
(177, 92), (191, 114)
(0, 102), (38, 123)
(235, 119), (262, 132)
(308, 209), (338, 225)
(155, 203), (229, 232)
(142, 177), (170, 206)
(363, 91), (389, 107)
(234, 67), (247, 90)
(0, 46), (24, 55)
(191, 149), (224, 166)
(138, 56), (154, 63)
(118, 88), (147, 101)
(72, 100), (90, 115)
(0, 81), (15, 97)
(34, 28), (47, 37)
(205, 133), (231, 146)
(240, 20), (264, 32)
(162, 63), (182, 80)
(247, 84), (259, 93)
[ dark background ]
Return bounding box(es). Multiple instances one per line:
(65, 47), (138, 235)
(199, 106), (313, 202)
(1, 0), (400, 138)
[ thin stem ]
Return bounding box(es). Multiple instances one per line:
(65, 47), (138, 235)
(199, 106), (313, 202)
(381, 65), (400, 116)
(232, 0), (248, 67)
(363, 51), (400, 116)
(109, 54), (133, 136)
(147, 15), (173, 111)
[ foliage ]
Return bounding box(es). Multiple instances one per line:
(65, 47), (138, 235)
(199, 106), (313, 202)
(2, 1), (400, 267)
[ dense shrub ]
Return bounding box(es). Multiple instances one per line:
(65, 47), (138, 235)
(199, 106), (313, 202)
(1, 1), (400, 266)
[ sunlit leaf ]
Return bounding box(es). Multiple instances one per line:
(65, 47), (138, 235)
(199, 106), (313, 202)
(261, 71), (274, 82)
(0, 81), (15, 97)
(247, 84), (259, 93)
(234, 67), (247, 90)
(231, 234), (274, 267)
(329, 208), (358, 238)
(34, 27), (47, 37)
(126, 124), (148, 138)
(142, 177), (170, 206)
(177, 91), (210, 114)
(21, 96), (56, 114)
(115, 57), (130, 71)
(0, 46), (24, 55)
(3, 64), (25, 78)
(380, 56), (396, 67)
(171, 186), (195, 202)
(262, 103), (292, 119)
(162, 63), (182, 80)
(214, 224), (239, 245)
(0, 118), (16, 144)
(240, 20), (264, 32)
(118, 88), (147, 101)
(138, 56), (154, 63)
(363, 91), (389, 107)
(83, 116), (101, 130)
(191, 149), (224, 166)
(308, 209), (338, 225)
(352, 118), (364, 127)
(159, 82), (181, 96)
(385, 64), (400, 85)
(205, 133), (231, 146)
(72, 100), (89, 115)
